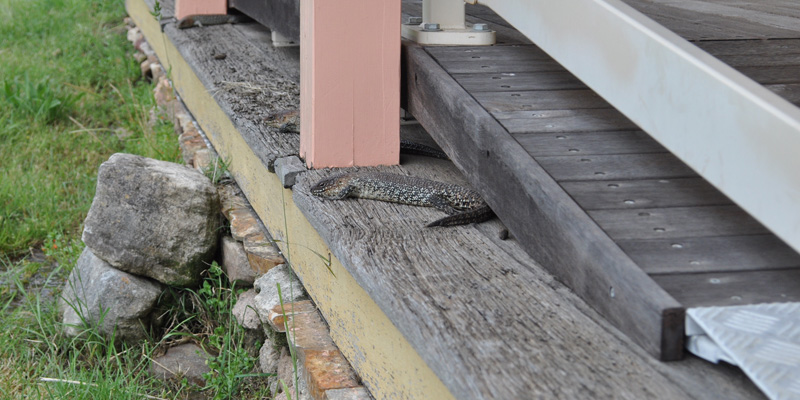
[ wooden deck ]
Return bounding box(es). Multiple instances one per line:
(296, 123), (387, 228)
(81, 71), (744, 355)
(403, 0), (800, 360)
(127, 0), (791, 397)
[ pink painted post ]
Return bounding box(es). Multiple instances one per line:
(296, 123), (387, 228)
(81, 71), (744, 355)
(300, 0), (401, 168)
(175, 0), (228, 20)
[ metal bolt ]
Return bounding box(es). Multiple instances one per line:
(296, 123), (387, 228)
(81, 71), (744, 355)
(406, 16), (423, 25)
(422, 23), (442, 32)
(473, 23), (490, 31)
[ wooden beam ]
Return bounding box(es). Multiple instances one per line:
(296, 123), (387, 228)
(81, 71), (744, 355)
(299, 0), (401, 168)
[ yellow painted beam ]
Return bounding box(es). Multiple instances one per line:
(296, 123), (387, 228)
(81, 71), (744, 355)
(126, 1), (454, 398)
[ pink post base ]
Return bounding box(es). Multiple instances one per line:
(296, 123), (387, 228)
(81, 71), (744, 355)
(175, 0), (227, 20)
(300, 0), (401, 168)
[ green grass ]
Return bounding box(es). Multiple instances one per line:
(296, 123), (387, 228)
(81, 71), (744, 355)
(0, 0), (180, 256)
(0, 0), (278, 397)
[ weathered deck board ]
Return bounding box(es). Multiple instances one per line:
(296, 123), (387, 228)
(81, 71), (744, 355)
(561, 178), (732, 210)
(514, 131), (664, 156)
(538, 153), (696, 181)
(620, 235), (800, 275)
(453, 71), (587, 92)
(654, 269), (800, 308)
(474, 90), (611, 112)
(405, 42), (686, 361)
(497, 109), (640, 133)
(622, 0), (800, 40)
(589, 205), (771, 240)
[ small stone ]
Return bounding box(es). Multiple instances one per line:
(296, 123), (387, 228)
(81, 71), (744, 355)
(60, 248), (164, 341)
(228, 208), (262, 241)
(323, 387), (372, 400)
(150, 62), (164, 81)
(253, 264), (306, 326)
(232, 288), (262, 330)
(267, 300), (316, 333)
(217, 183), (248, 219)
(133, 51), (148, 63)
(258, 337), (281, 375)
(288, 310), (335, 351)
(304, 349), (360, 400)
(274, 156), (306, 188)
(193, 148), (212, 172)
(179, 125), (207, 166)
(150, 343), (211, 387)
(221, 236), (258, 286)
(126, 26), (141, 43)
(82, 153), (220, 287)
(153, 76), (174, 107)
(243, 231), (285, 274)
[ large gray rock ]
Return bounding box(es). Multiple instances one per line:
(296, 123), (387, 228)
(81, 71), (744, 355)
(82, 153), (220, 287)
(221, 235), (257, 287)
(253, 264), (307, 322)
(60, 248), (164, 341)
(150, 343), (211, 387)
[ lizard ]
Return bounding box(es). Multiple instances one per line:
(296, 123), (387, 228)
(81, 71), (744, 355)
(156, 14), (249, 31)
(310, 172), (494, 227)
(264, 109), (450, 159)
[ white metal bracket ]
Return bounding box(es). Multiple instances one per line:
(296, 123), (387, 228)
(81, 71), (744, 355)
(271, 30), (298, 47)
(401, 0), (495, 46)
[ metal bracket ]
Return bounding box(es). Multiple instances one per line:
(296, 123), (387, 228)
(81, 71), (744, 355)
(401, 0), (495, 46)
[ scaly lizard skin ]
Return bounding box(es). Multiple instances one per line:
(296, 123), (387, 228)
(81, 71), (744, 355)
(311, 172), (494, 227)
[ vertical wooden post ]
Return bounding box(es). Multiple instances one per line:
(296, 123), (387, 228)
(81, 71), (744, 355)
(175, 0), (227, 20)
(300, 0), (401, 168)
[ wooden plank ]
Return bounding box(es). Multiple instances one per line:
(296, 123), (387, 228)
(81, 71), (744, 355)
(474, 90), (610, 113)
(514, 131), (664, 157)
(622, 0), (800, 40)
(561, 177), (732, 210)
(654, 269), (800, 308)
(495, 109), (640, 133)
(694, 39), (800, 57)
(425, 45), (547, 61)
(452, 71), (586, 92)
(537, 153), (696, 181)
(230, 0), (300, 42)
(619, 235), (800, 274)
(435, 58), (565, 74)
(404, 41), (685, 361)
(765, 83), (800, 105)
(589, 205), (770, 240)
(737, 65), (800, 84)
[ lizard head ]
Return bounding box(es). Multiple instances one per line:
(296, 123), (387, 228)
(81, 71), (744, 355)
(310, 174), (355, 200)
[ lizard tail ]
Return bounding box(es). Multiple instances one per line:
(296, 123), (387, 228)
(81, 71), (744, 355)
(426, 205), (495, 227)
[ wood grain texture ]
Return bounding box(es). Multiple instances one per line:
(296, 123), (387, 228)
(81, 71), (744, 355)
(538, 153), (696, 181)
(561, 177), (732, 210)
(473, 90), (610, 112)
(453, 71), (587, 92)
(654, 269), (800, 308)
(514, 131), (665, 157)
(622, 0), (800, 40)
(405, 41), (686, 361)
(619, 235), (800, 274)
(496, 109), (640, 133)
(589, 205), (770, 240)
(162, 19), (301, 170)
